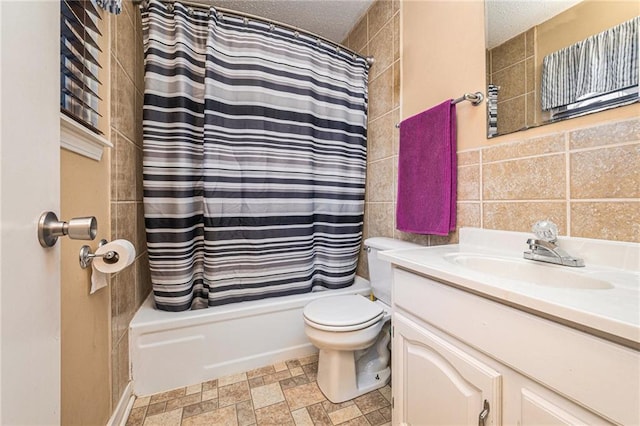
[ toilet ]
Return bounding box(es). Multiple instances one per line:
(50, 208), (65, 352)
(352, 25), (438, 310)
(303, 237), (420, 403)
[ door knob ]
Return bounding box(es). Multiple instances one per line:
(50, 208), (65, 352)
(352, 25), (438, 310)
(37, 211), (97, 247)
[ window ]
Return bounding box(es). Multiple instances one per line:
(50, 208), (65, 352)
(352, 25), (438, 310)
(60, 0), (104, 135)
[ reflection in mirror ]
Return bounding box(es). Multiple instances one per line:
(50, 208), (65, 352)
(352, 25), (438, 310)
(485, 0), (639, 138)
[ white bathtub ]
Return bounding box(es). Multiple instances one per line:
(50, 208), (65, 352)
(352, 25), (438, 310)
(130, 276), (371, 396)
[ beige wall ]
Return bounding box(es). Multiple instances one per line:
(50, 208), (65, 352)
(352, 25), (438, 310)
(62, 1), (151, 419)
(61, 150), (112, 425)
(110, 0), (151, 410)
(536, 0), (639, 59)
(396, 2), (483, 246)
(402, 0), (487, 151)
(399, 0), (639, 245)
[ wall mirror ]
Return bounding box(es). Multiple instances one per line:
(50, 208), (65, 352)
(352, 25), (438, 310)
(485, 0), (639, 138)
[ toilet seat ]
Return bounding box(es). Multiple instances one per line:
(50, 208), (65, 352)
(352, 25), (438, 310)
(303, 295), (384, 332)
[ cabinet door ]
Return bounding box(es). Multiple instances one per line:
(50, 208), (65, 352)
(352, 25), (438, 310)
(393, 314), (502, 425)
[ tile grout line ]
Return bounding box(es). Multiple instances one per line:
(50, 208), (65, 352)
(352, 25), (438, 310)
(481, 199), (572, 204)
(567, 139), (640, 153)
(479, 149), (484, 229)
(478, 138), (639, 166)
(482, 150), (566, 165)
(568, 198), (640, 203)
(565, 131), (571, 236)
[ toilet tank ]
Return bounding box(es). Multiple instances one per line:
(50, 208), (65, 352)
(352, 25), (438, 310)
(364, 237), (422, 305)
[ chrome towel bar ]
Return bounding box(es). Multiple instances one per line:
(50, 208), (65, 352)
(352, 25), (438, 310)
(395, 91), (484, 128)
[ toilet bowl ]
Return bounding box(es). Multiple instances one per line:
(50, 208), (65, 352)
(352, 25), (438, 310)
(303, 237), (421, 403)
(304, 295), (391, 403)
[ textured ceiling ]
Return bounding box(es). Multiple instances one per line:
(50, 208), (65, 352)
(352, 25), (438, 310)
(195, 0), (374, 43)
(186, 1), (586, 51)
(486, 0), (583, 48)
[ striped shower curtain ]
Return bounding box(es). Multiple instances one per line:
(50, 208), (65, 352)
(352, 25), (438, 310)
(141, 0), (369, 311)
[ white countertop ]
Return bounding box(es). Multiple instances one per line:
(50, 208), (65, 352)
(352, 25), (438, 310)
(380, 228), (640, 346)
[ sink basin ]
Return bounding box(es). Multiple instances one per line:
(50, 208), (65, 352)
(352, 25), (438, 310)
(444, 254), (614, 290)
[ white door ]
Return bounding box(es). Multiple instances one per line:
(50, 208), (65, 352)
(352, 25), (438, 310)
(0, 1), (61, 424)
(393, 314), (502, 426)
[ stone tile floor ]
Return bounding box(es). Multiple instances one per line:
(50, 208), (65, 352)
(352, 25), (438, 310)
(125, 354), (392, 425)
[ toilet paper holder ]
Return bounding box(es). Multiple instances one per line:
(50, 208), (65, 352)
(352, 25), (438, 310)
(79, 239), (120, 269)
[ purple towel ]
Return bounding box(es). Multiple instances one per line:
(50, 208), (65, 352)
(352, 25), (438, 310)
(396, 100), (457, 235)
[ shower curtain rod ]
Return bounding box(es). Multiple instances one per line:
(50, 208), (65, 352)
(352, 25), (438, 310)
(133, 0), (375, 67)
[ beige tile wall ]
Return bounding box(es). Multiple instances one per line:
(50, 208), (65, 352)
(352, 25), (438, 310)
(343, 0), (401, 279)
(460, 117), (640, 242)
(110, 0), (151, 411)
(487, 29), (536, 134)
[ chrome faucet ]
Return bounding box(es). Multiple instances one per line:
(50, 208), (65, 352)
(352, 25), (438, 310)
(523, 220), (585, 267)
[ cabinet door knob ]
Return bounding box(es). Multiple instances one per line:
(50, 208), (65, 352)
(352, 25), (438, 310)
(478, 399), (490, 426)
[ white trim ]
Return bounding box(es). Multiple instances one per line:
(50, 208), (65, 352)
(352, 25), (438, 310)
(60, 114), (112, 161)
(107, 381), (134, 426)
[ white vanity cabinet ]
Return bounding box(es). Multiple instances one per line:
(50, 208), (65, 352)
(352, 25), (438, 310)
(391, 268), (639, 426)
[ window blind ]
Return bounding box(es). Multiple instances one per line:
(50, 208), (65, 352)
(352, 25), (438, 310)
(60, 0), (103, 134)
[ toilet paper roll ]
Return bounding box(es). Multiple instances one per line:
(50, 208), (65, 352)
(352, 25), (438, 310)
(90, 240), (136, 294)
(93, 239), (136, 273)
